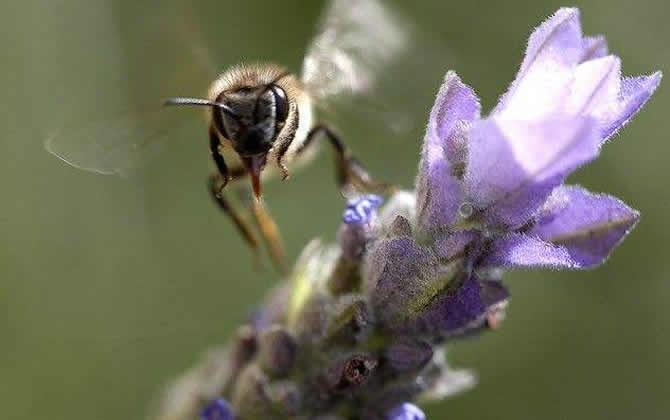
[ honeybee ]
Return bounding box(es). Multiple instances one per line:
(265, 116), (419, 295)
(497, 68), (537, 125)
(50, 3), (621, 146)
(46, 0), (410, 272)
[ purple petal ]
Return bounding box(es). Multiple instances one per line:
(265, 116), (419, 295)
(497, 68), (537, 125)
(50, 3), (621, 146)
(385, 338), (433, 372)
(581, 35), (608, 62)
(416, 71), (480, 232)
(386, 403), (426, 420)
(343, 194), (383, 224)
(200, 398), (234, 420)
(465, 116), (600, 227)
(601, 71), (662, 141)
(480, 279), (510, 307)
(411, 275), (508, 334)
(567, 55), (621, 118)
(339, 195), (382, 259)
(493, 8), (582, 117)
(482, 233), (576, 268)
(531, 185), (639, 267)
(433, 231), (477, 260)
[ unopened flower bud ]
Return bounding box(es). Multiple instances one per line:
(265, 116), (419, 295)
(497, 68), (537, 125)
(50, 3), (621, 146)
(324, 353), (378, 393)
(292, 292), (332, 345)
(266, 380), (301, 417)
(230, 365), (275, 420)
(376, 191), (416, 230)
(324, 294), (373, 345)
(257, 325), (297, 378)
(385, 338), (433, 372)
(218, 325), (257, 396)
(388, 215), (413, 237)
(363, 237), (464, 330)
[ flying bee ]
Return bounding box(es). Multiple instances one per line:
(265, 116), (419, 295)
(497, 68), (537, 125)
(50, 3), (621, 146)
(164, 0), (407, 271)
(163, 64), (391, 272)
(167, 63), (381, 197)
(46, 0), (410, 271)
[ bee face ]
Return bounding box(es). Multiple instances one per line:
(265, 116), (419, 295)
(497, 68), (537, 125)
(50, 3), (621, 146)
(213, 83), (290, 157)
(209, 64), (301, 159)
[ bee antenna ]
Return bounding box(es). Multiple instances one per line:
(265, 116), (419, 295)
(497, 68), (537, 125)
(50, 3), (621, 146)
(164, 97), (239, 120)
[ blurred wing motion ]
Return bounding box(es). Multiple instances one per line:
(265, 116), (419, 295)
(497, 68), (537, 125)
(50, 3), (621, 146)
(44, 0), (452, 177)
(43, 3), (215, 177)
(301, 0), (409, 101)
(44, 107), (191, 177)
(301, 0), (457, 141)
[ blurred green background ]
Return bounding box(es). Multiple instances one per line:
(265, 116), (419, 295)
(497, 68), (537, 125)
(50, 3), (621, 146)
(1, 1), (668, 419)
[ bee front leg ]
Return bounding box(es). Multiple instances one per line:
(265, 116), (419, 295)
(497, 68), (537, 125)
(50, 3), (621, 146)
(296, 124), (395, 195)
(209, 128), (262, 262)
(210, 126), (231, 190)
(208, 173), (261, 260)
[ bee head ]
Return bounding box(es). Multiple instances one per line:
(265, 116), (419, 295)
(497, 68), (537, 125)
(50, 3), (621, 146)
(213, 83), (290, 157)
(163, 65), (294, 198)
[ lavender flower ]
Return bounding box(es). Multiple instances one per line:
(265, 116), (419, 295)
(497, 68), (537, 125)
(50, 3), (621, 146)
(342, 195), (384, 225)
(200, 398), (234, 420)
(152, 8), (660, 420)
(387, 403), (426, 420)
(416, 7), (660, 267)
(365, 7), (660, 338)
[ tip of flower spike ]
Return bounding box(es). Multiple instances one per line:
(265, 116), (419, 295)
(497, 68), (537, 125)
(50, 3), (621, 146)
(343, 194), (383, 224)
(200, 398), (234, 420)
(386, 402), (426, 420)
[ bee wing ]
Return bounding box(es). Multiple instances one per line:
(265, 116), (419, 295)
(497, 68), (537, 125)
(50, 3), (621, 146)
(44, 107), (197, 177)
(301, 0), (409, 100)
(42, 3), (217, 178)
(300, 0), (460, 145)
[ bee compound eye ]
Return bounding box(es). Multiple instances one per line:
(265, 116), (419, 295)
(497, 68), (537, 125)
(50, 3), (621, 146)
(270, 84), (289, 123)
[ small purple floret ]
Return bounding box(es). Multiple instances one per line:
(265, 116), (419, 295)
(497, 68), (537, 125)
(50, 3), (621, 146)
(387, 402), (426, 420)
(343, 194), (383, 224)
(200, 398), (234, 420)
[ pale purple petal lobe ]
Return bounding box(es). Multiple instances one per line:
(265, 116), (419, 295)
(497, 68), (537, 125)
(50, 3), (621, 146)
(416, 71), (480, 232)
(601, 71), (662, 141)
(567, 55), (621, 118)
(494, 8), (582, 116)
(580, 35), (608, 62)
(483, 233), (576, 268)
(531, 185), (640, 266)
(465, 116), (600, 227)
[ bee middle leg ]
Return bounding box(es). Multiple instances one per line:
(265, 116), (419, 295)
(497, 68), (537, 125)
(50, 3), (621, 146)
(286, 124), (395, 195)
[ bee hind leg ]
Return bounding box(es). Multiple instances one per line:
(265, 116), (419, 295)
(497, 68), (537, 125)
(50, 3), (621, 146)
(209, 172), (288, 274)
(294, 124), (396, 196)
(249, 197), (288, 275)
(210, 128), (287, 274)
